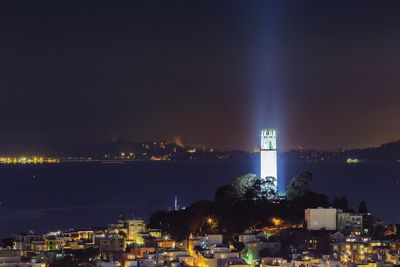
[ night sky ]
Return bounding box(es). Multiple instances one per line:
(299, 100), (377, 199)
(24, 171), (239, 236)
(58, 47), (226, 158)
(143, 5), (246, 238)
(1, 1), (400, 153)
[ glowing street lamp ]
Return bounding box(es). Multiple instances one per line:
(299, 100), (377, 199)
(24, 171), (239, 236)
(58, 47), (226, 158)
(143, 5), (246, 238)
(271, 217), (283, 226)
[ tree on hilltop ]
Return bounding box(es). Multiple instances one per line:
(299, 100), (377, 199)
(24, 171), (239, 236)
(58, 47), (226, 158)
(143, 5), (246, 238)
(332, 196), (350, 211)
(286, 171), (313, 200)
(215, 173), (277, 202)
(358, 200), (368, 214)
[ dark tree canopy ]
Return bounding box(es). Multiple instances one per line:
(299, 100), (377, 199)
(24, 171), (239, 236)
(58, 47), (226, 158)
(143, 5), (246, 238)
(358, 200), (368, 214)
(332, 196), (350, 212)
(286, 171), (313, 200)
(215, 173), (276, 202)
(149, 170), (333, 241)
(0, 238), (13, 249)
(215, 184), (237, 203)
(230, 173), (259, 199)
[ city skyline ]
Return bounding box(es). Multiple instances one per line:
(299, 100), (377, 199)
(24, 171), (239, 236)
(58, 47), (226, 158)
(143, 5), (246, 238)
(2, 2), (400, 267)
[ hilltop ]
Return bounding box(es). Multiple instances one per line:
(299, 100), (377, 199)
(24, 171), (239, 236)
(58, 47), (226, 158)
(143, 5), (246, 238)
(284, 140), (400, 163)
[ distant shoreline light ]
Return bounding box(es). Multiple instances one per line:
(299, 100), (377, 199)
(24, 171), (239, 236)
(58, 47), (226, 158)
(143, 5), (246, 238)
(0, 157), (59, 164)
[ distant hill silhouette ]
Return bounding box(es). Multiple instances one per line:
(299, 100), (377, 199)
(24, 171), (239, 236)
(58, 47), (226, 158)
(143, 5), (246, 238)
(48, 138), (251, 161)
(50, 138), (137, 156)
(342, 140), (400, 161)
(285, 140), (400, 162)
(31, 138), (400, 162)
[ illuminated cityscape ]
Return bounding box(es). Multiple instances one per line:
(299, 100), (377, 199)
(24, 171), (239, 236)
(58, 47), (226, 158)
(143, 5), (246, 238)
(0, 157), (59, 164)
(0, 134), (398, 267)
(1, 1), (400, 267)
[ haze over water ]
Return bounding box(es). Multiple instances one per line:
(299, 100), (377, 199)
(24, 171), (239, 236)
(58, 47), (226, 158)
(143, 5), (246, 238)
(0, 159), (399, 237)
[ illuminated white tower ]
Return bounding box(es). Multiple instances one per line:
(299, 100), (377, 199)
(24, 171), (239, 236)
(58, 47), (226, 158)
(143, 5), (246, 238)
(260, 129), (278, 191)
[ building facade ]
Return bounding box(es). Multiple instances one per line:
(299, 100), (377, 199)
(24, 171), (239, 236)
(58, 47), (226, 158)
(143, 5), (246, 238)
(260, 129), (278, 192)
(305, 208), (337, 231)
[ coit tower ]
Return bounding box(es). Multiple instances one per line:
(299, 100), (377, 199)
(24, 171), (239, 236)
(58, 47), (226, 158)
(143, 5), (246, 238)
(260, 129), (278, 191)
